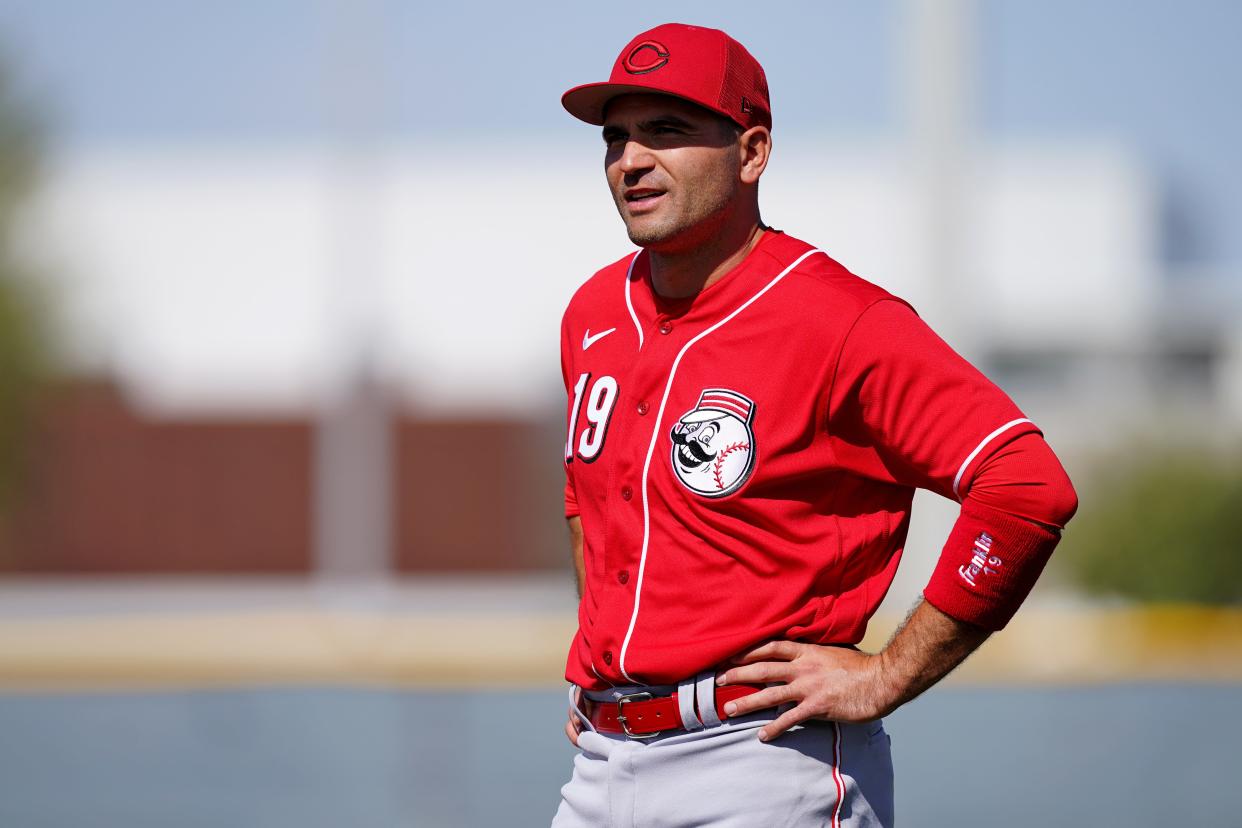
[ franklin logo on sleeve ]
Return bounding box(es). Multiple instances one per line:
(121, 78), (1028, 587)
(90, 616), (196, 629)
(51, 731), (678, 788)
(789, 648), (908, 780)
(669, 388), (756, 497)
(958, 531), (1003, 587)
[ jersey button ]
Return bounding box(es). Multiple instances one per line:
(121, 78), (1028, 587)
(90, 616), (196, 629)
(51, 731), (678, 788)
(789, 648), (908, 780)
(602, 650), (613, 665)
(620, 485), (632, 501)
(636, 401), (650, 415)
(658, 322), (673, 335)
(617, 570), (629, 585)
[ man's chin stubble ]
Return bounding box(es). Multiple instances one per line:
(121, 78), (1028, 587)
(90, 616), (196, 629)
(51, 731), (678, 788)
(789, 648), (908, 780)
(623, 217), (679, 249)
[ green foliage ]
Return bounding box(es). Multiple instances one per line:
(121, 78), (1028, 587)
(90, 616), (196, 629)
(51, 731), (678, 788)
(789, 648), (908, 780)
(1060, 451), (1242, 604)
(0, 56), (49, 507)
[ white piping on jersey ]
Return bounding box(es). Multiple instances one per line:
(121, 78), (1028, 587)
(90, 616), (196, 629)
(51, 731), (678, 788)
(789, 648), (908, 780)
(623, 253), (644, 350)
(590, 661), (615, 687)
(951, 417), (1033, 499)
(618, 248), (824, 682)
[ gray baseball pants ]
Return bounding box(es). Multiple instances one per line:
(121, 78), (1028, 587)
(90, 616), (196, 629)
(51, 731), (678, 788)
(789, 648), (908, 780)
(551, 673), (895, 827)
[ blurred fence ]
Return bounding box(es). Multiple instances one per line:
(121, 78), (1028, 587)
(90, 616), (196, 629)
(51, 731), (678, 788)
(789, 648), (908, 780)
(0, 379), (564, 574)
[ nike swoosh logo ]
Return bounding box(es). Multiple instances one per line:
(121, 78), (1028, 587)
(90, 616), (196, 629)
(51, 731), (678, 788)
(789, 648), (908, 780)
(582, 327), (617, 350)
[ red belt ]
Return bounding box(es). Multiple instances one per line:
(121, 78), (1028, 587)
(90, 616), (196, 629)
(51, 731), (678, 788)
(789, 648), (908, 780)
(587, 684), (763, 738)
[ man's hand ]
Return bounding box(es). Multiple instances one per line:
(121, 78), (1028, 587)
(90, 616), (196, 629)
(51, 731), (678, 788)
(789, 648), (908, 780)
(716, 599), (991, 742)
(715, 641), (895, 742)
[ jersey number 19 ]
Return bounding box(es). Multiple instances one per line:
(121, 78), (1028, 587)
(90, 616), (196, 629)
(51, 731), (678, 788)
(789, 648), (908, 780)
(566, 373), (618, 463)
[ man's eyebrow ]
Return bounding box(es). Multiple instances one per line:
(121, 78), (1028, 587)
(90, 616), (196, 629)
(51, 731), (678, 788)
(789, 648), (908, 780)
(601, 124), (626, 140)
(602, 115), (699, 140)
(638, 115), (696, 131)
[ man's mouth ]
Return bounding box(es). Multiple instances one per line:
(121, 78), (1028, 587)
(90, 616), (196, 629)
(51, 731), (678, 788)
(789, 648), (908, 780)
(624, 188), (666, 213)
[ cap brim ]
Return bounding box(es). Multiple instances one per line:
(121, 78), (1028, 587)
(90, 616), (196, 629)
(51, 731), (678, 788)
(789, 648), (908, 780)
(562, 81), (711, 126)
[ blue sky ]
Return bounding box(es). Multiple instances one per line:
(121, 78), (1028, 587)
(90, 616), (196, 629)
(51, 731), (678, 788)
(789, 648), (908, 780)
(979, 1), (1242, 267)
(0, 1), (896, 139)
(1, 0), (1239, 268)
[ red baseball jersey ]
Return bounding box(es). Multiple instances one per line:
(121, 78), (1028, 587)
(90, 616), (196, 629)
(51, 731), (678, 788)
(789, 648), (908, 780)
(560, 229), (1040, 689)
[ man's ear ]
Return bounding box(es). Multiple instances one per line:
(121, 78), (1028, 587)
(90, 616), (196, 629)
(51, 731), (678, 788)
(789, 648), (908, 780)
(739, 126), (771, 185)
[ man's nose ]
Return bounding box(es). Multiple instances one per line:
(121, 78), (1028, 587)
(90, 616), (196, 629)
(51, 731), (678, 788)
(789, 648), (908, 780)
(618, 139), (655, 175)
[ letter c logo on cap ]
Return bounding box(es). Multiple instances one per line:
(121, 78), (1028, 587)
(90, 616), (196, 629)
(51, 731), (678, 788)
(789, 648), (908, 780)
(623, 40), (670, 74)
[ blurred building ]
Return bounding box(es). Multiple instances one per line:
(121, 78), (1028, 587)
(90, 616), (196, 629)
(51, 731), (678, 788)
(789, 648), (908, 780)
(2, 2), (1240, 582)
(3, 137), (1237, 581)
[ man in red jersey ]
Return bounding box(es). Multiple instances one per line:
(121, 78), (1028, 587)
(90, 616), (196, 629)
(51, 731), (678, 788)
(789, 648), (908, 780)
(552, 23), (1077, 827)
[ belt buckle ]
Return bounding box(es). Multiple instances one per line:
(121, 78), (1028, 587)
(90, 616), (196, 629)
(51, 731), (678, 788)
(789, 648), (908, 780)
(616, 691), (660, 739)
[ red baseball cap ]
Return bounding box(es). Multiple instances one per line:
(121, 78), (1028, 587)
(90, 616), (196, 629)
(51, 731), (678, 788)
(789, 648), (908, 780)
(562, 23), (772, 131)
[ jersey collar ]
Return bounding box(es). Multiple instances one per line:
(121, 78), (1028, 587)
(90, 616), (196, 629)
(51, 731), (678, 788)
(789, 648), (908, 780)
(630, 229), (789, 326)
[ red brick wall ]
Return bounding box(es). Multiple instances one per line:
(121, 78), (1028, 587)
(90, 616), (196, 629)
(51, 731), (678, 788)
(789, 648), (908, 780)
(0, 381), (568, 574)
(392, 419), (563, 572)
(0, 383), (313, 573)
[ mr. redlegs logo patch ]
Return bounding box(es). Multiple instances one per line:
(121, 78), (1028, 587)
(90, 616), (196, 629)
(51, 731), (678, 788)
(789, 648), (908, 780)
(623, 40), (670, 74)
(959, 531), (1003, 587)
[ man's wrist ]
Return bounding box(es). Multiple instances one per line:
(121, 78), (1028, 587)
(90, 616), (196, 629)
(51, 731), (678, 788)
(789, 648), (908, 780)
(870, 646), (904, 718)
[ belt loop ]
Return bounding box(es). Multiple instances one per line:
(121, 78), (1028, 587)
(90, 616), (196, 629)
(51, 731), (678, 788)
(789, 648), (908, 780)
(677, 675), (704, 731)
(568, 684), (598, 734)
(694, 671), (722, 728)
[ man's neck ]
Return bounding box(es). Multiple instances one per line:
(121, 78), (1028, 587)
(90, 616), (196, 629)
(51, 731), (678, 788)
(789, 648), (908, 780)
(648, 218), (766, 300)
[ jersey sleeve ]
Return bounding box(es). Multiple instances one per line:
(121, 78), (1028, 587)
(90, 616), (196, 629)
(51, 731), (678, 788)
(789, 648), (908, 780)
(560, 309), (581, 519)
(564, 476), (580, 519)
(923, 430), (1078, 629)
(829, 299), (1075, 630)
(961, 431), (1079, 528)
(827, 299), (1041, 499)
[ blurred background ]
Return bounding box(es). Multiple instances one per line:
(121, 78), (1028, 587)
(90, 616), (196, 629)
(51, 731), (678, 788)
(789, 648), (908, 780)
(0, 1), (1239, 825)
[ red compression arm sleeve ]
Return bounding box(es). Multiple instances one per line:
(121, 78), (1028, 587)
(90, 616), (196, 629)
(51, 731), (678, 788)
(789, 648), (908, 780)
(923, 432), (1078, 630)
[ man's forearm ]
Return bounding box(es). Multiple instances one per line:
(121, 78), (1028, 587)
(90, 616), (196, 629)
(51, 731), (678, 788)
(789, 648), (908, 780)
(874, 598), (991, 716)
(567, 516), (585, 598)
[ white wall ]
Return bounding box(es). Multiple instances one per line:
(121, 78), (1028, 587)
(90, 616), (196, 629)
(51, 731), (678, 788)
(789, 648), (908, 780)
(22, 141), (1158, 416)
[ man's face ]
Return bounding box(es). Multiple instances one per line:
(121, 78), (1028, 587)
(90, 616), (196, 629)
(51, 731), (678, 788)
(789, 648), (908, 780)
(601, 94), (743, 252)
